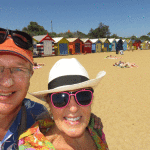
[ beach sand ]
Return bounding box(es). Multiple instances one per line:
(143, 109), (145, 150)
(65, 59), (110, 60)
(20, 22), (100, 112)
(27, 50), (150, 150)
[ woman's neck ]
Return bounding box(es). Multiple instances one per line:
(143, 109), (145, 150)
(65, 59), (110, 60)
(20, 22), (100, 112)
(45, 125), (97, 150)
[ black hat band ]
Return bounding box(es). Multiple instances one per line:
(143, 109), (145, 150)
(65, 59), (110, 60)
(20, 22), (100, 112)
(48, 75), (89, 90)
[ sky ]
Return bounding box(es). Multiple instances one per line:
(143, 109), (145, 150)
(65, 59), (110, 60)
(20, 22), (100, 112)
(0, 0), (150, 38)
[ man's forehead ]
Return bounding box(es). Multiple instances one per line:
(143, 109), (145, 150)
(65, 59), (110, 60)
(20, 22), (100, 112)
(0, 52), (31, 63)
(0, 53), (30, 66)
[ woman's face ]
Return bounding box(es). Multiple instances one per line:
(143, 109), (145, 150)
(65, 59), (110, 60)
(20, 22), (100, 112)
(48, 88), (92, 138)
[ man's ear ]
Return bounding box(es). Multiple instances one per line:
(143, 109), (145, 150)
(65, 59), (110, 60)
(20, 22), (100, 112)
(30, 70), (34, 77)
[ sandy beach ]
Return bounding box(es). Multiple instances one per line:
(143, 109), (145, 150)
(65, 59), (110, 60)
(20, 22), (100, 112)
(27, 50), (150, 150)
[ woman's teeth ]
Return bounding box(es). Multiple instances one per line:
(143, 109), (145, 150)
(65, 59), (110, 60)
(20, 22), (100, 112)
(65, 117), (81, 121)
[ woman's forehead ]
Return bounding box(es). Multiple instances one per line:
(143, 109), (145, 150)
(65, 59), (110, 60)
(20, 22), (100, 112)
(65, 87), (93, 92)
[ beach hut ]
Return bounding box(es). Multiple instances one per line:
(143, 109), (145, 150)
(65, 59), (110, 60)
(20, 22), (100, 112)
(131, 40), (136, 50)
(141, 41), (149, 50)
(126, 39), (133, 50)
(90, 39), (102, 53)
(132, 40), (141, 50)
(80, 38), (92, 53)
(33, 34), (55, 56)
(99, 38), (110, 52)
(148, 42), (150, 49)
(66, 38), (83, 54)
(122, 39), (127, 51)
(145, 41), (149, 50)
(53, 37), (69, 55)
(108, 38), (116, 52)
(33, 39), (38, 56)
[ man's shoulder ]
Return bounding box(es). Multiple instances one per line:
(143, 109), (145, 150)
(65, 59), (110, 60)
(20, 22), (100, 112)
(23, 98), (46, 110)
(23, 98), (50, 127)
(23, 98), (49, 118)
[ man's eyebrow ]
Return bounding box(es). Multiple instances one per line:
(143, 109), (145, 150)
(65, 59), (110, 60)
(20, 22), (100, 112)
(15, 62), (28, 67)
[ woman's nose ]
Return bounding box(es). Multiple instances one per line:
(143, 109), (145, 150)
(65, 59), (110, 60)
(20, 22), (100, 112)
(67, 95), (79, 112)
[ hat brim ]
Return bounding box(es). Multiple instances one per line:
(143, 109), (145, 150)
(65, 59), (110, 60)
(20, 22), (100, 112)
(30, 71), (106, 101)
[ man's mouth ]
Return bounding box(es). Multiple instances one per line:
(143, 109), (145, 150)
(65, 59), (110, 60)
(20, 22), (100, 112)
(0, 92), (15, 96)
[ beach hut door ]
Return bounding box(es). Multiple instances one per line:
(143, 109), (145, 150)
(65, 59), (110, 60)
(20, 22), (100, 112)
(104, 43), (109, 51)
(112, 43), (116, 51)
(43, 40), (52, 55)
(59, 43), (68, 55)
(75, 43), (80, 53)
(96, 43), (101, 52)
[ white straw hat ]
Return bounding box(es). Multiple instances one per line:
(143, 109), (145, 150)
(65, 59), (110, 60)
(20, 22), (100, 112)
(30, 58), (106, 101)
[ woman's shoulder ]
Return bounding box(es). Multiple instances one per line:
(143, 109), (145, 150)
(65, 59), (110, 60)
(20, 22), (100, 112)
(88, 118), (109, 150)
(18, 119), (55, 150)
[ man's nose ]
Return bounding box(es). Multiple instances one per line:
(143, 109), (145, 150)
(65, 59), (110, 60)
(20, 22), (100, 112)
(0, 69), (14, 87)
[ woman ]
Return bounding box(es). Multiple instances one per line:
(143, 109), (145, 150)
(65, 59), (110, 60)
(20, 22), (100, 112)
(18, 58), (109, 150)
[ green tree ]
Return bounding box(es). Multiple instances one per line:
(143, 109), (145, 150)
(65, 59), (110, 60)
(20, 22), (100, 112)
(130, 35), (138, 40)
(88, 22), (111, 38)
(147, 32), (150, 37)
(55, 30), (88, 38)
(110, 34), (119, 39)
(48, 32), (57, 37)
(22, 21), (48, 36)
(63, 32), (74, 38)
(140, 35), (150, 41)
(74, 31), (88, 38)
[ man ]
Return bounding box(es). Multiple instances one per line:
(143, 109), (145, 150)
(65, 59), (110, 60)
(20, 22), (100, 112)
(0, 28), (49, 149)
(0, 28), (103, 149)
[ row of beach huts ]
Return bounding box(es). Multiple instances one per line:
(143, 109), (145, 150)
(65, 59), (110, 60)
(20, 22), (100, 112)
(33, 33), (150, 56)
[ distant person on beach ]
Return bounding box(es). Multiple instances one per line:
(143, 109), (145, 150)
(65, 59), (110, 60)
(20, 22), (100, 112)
(0, 28), (104, 149)
(33, 62), (45, 69)
(105, 55), (122, 59)
(116, 39), (123, 54)
(113, 61), (138, 68)
(18, 58), (109, 150)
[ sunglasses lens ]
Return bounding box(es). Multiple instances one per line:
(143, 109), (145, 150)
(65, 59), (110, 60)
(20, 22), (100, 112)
(12, 31), (33, 50)
(0, 29), (7, 43)
(52, 93), (69, 108)
(76, 91), (92, 106)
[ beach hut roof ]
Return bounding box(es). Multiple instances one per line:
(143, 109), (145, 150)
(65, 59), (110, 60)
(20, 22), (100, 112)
(52, 37), (64, 43)
(122, 39), (128, 43)
(115, 39), (121, 42)
(131, 40), (135, 43)
(126, 39), (132, 43)
(90, 39), (99, 43)
(33, 34), (54, 42)
(99, 38), (107, 43)
(33, 35), (47, 42)
(108, 38), (115, 43)
(66, 38), (78, 42)
(80, 38), (90, 43)
(135, 40), (141, 43)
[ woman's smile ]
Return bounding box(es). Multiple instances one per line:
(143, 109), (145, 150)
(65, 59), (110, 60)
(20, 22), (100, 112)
(64, 116), (82, 125)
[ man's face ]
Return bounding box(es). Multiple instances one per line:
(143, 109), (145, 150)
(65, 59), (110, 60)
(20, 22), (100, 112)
(0, 54), (32, 115)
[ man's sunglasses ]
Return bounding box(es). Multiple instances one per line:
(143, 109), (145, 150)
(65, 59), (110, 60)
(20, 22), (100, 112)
(0, 28), (33, 50)
(48, 89), (94, 109)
